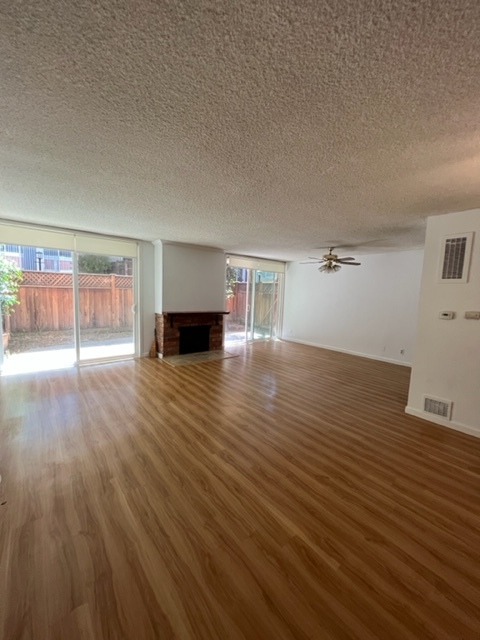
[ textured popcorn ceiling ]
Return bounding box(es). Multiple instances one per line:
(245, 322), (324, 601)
(1, 1), (480, 260)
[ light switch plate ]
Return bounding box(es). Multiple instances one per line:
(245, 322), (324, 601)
(465, 311), (480, 320)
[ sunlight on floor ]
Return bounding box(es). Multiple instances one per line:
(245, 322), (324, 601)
(1, 343), (134, 376)
(225, 331), (276, 346)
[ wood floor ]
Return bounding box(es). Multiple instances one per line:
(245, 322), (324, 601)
(1, 341), (480, 640)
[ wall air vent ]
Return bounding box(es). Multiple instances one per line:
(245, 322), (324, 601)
(424, 396), (452, 420)
(439, 232), (473, 283)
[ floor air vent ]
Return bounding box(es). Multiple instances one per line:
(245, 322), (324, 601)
(424, 396), (452, 420)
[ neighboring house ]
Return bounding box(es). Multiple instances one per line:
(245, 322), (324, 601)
(1, 244), (133, 275)
(1, 244), (73, 272)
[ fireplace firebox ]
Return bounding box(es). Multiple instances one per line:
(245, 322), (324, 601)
(179, 325), (211, 354)
(155, 312), (227, 357)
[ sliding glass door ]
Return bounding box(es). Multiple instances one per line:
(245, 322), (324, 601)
(0, 242), (76, 375)
(225, 258), (284, 345)
(251, 271), (280, 341)
(77, 253), (135, 362)
(1, 221), (138, 374)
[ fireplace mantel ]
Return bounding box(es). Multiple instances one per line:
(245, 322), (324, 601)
(162, 311), (228, 328)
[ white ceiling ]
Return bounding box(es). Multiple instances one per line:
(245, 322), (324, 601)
(1, 1), (479, 260)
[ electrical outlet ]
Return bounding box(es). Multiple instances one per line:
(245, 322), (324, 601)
(439, 310), (455, 320)
(400, 349), (405, 355)
(465, 311), (480, 320)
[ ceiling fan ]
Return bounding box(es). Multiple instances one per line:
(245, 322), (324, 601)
(301, 247), (361, 273)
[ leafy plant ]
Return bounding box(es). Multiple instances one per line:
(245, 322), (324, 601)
(0, 253), (23, 328)
(78, 254), (112, 274)
(226, 267), (241, 298)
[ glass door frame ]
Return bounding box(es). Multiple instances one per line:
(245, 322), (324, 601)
(247, 268), (254, 342)
(0, 220), (140, 372)
(247, 270), (283, 342)
(225, 258), (285, 345)
(73, 250), (81, 364)
(74, 250), (139, 366)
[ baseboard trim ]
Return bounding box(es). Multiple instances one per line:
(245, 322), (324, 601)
(405, 406), (480, 439)
(281, 337), (411, 367)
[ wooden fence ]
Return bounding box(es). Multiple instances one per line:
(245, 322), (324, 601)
(9, 271), (133, 332)
(226, 282), (278, 329)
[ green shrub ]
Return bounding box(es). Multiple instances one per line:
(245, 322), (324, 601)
(0, 253), (23, 323)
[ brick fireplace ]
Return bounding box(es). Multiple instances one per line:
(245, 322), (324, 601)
(155, 312), (227, 357)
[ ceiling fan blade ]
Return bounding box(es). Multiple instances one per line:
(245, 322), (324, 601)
(337, 256), (355, 261)
(337, 261), (361, 266)
(301, 260), (322, 264)
(308, 256), (325, 261)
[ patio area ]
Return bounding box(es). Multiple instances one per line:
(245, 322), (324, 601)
(2, 329), (134, 375)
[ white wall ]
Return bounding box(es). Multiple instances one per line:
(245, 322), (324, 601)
(154, 241), (163, 313)
(407, 209), (480, 436)
(155, 242), (226, 313)
(283, 250), (424, 365)
(138, 241), (155, 356)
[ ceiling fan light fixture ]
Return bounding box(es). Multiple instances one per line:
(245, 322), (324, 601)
(319, 262), (341, 273)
